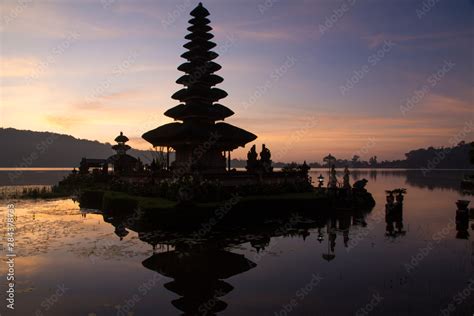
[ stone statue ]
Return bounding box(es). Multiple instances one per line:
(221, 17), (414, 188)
(353, 178), (368, 190)
(343, 166), (351, 189)
(246, 145), (258, 172)
(260, 144), (273, 172)
(260, 144), (270, 161)
(328, 164), (337, 188)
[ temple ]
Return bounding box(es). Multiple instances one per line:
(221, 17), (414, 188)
(108, 131), (138, 173)
(142, 3), (257, 173)
(62, 2), (375, 211)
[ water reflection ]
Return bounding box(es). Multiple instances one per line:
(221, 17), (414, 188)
(344, 169), (470, 192)
(143, 249), (255, 315)
(2, 170), (473, 315)
(95, 205), (374, 315)
(455, 200), (472, 240)
(384, 189), (406, 238)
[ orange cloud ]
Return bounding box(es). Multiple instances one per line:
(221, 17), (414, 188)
(1, 2), (122, 39)
(418, 94), (473, 115)
(45, 115), (86, 130)
(0, 57), (39, 77)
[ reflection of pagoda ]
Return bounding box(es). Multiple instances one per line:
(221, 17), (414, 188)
(142, 3), (257, 173)
(91, 200), (376, 313)
(142, 248), (256, 315)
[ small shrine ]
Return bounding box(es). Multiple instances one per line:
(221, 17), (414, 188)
(78, 131), (138, 175)
(107, 131), (138, 173)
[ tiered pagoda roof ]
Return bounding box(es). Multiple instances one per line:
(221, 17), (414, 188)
(108, 131), (137, 166)
(142, 2), (256, 151)
(112, 131), (131, 153)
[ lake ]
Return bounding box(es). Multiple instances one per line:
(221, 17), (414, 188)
(0, 169), (472, 315)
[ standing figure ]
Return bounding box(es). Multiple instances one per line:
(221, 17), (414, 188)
(343, 166), (351, 189)
(328, 165), (338, 188)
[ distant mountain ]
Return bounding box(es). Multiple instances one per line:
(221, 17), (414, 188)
(305, 142), (473, 170)
(1, 128), (472, 169)
(0, 128), (161, 167)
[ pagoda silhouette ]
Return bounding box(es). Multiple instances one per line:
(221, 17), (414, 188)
(108, 131), (138, 173)
(142, 3), (257, 173)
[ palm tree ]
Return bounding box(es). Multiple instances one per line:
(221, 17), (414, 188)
(323, 154), (336, 172)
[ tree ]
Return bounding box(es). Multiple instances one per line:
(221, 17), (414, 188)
(470, 142), (474, 165)
(369, 156), (378, 167)
(323, 154), (336, 169)
(351, 155), (360, 167)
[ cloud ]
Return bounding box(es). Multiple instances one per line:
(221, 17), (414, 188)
(71, 89), (168, 111)
(45, 115), (85, 130)
(1, 2), (122, 39)
(73, 101), (104, 110)
(100, 90), (142, 101)
(234, 29), (294, 41)
(362, 31), (474, 49)
(127, 136), (153, 150)
(418, 94), (473, 115)
(0, 57), (39, 77)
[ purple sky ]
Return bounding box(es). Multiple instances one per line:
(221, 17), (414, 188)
(1, 0), (473, 162)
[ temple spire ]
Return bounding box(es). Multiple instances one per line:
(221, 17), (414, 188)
(167, 2), (230, 120)
(142, 2), (257, 173)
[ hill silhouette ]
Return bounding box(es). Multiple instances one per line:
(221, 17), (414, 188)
(0, 128), (162, 168)
(0, 128), (472, 169)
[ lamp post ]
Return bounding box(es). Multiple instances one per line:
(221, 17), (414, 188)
(317, 174), (324, 188)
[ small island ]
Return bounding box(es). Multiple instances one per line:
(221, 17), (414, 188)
(54, 3), (375, 218)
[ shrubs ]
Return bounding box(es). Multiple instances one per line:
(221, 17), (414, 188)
(103, 174), (313, 203)
(57, 168), (314, 203)
(0, 186), (69, 199)
(155, 176), (223, 202)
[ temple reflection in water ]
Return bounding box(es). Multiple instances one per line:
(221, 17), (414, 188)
(67, 171), (474, 315)
(95, 203), (385, 315)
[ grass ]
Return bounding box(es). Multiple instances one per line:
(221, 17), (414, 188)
(0, 186), (71, 200)
(102, 191), (178, 209)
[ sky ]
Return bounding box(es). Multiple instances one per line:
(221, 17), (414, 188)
(1, 0), (473, 162)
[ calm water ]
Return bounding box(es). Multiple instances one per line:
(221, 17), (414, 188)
(0, 169), (473, 316)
